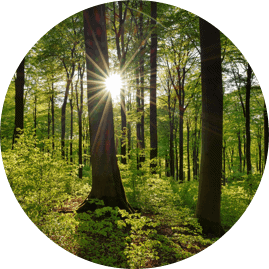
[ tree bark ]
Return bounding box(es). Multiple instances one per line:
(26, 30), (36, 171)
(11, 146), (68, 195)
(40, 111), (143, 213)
(264, 101), (268, 170)
(150, 1), (158, 174)
(237, 130), (242, 172)
(187, 119), (190, 181)
(13, 58), (25, 146)
(51, 83), (55, 152)
(245, 63), (252, 174)
(77, 64), (84, 179)
(77, 4), (133, 213)
(196, 18), (224, 236)
(69, 82), (74, 163)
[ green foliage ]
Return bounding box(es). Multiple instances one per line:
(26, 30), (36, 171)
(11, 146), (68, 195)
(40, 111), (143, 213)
(2, 131), (88, 224)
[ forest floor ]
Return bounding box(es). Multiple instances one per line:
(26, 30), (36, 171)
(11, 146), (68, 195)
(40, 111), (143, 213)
(34, 175), (257, 268)
(50, 196), (216, 268)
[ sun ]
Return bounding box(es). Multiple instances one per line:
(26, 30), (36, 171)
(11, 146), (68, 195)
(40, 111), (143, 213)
(105, 73), (123, 100)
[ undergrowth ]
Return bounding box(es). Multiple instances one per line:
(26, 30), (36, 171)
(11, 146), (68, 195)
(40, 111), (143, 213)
(2, 134), (262, 268)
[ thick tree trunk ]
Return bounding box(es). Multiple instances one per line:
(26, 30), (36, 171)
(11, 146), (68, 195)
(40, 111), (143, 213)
(246, 63), (252, 174)
(150, 1), (158, 174)
(77, 4), (133, 213)
(13, 58), (25, 146)
(195, 18), (224, 236)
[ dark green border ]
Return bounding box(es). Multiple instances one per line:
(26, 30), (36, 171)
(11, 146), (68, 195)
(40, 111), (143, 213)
(0, 0), (269, 269)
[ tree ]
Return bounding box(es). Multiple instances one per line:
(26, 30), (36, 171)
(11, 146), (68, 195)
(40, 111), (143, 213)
(264, 101), (268, 168)
(13, 57), (25, 147)
(150, 1), (158, 173)
(195, 18), (224, 236)
(245, 63), (252, 174)
(77, 4), (133, 213)
(76, 63), (85, 178)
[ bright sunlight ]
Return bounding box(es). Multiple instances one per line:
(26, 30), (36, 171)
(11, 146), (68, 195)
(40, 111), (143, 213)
(105, 73), (123, 100)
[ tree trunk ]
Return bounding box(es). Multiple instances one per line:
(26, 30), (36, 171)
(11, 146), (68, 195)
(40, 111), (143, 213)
(246, 63), (252, 174)
(33, 94), (37, 147)
(139, 1), (145, 164)
(70, 82), (74, 163)
(77, 4), (133, 213)
(48, 98), (51, 140)
(187, 119), (190, 181)
(168, 90), (175, 178)
(179, 109), (184, 182)
(61, 79), (72, 158)
(238, 130), (242, 172)
(264, 101), (268, 170)
(196, 18), (224, 236)
(51, 83), (55, 152)
(175, 121), (179, 181)
(223, 140), (226, 186)
(77, 64), (84, 179)
(127, 91), (131, 160)
(136, 61), (141, 169)
(150, 1), (158, 174)
(192, 119), (197, 179)
(13, 58), (25, 147)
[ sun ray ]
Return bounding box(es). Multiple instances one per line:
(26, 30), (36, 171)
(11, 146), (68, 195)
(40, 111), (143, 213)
(85, 53), (108, 80)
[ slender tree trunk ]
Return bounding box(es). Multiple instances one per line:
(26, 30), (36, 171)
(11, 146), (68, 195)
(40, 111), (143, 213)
(51, 83), (55, 152)
(175, 122), (179, 181)
(192, 117), (197, 179)
(139, 1), (145, 164)
(70, 82), (74, 163)
(13, 58), (25, 147)
(179, 109), (184, 182)
(136, 62), (141, 169)
(127, 92), (131, 160)
(168, 92), (175, 178)
(246, 63), (252, 174)
(77, 64), (84, 179)
(48, 101), (50, 140)
(150, 1), (158, 173)
(187, 119), (190, 181)
(257, 132), (262, 173)
(223, 140), (226, 186)
(238, 130), (242, 172)
(165, 154), (170, 177)
(196, 129), (201, 176)
(62, 79), (72, 158)
(243, 134), (246, 172)
(196, 18), (224, 236)
(77, 4), (133, 213)
(264, 101), (268, 170)
(34, 94), (37, 147)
